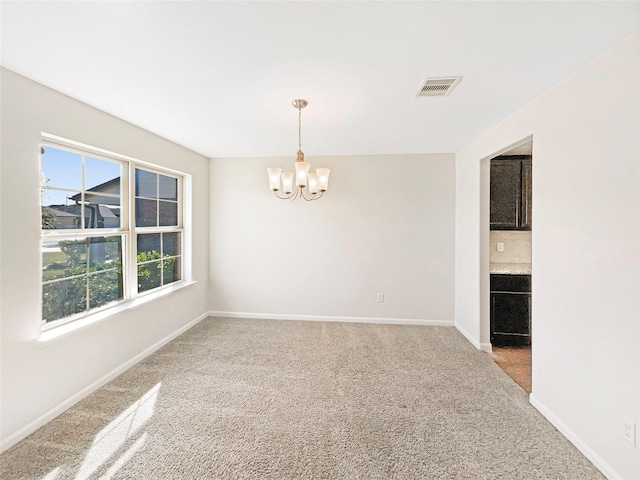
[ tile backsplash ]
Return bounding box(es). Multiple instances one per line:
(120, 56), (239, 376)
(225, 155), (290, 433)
(490, 230), (531, 264)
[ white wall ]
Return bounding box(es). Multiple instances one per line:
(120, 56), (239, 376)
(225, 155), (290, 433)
(455, 34), (640, 479)
(209, 154), (455, 323)
(0, 69), (210, 448)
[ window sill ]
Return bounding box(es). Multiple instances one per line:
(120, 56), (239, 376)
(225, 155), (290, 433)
(37, 280), (197, 345)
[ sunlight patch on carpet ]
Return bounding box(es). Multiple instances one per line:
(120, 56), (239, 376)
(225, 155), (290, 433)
(74, 383), (160, 480)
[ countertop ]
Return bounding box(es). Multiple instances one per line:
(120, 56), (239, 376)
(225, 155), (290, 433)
(490, 263), (532, 275)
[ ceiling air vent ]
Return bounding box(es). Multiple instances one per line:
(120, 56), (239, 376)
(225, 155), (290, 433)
(416, 76), (462, 97)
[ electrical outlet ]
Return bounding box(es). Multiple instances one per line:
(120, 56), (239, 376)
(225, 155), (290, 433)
(377, 293), (384, 303)
(497, 242), (505, 252)
(622, 416), (636, 447)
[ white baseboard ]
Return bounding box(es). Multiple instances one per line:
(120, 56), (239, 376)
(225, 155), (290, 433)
(0, 311), (209, 454)
(207, 310), (453, 327)
(529, 394), (621, 480)
(454, 322), (492, 351)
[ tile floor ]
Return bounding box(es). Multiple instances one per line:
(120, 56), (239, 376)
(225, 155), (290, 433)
(487, 346), (532, 393)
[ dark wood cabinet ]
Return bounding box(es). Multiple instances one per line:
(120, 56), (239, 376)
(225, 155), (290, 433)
(490, 156), (532, 230)
(521, 159), (532, 230)
(490, 274), (531, 346)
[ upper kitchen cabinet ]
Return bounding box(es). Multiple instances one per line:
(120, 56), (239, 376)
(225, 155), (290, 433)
(490, 155), (532, 230)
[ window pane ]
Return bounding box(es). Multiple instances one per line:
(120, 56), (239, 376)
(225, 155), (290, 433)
(43, 245), (78, 282)
(42, 188), (79, 206)
(42, 277), (87, 323)
(41, 190), (83, 229)
(137, 261), (161, 293)
(42, 239), (88, 281)
(89, 270), (123, 309)
(41, 146), (82, 190)
(135, 169), (157, 198)
(88, 236), (123, 270)
(159, 175), (177, 201)
(85, 157), (121, 195)
(159, 201), (178, 226)
(137, 233), (161, 257)
(164, 256), (181, 285)
(135, 198), (157, 227)
(85, 194), (121, 229)
(162, 232), (180, 256)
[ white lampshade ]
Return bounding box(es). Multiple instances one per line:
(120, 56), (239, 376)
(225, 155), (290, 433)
(308, 172), (318, 194)
(267, 167), (281, 191)
(281, 172), (294, 194)
(316, 168), (330, 191)
(295, 161), (310, 187)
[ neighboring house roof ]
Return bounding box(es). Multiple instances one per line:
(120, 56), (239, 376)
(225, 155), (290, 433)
(49, 204), (119, 218)
(96, 205), (118, 218)
(69, 177), (120, 203)
(49, 208), (79, 218)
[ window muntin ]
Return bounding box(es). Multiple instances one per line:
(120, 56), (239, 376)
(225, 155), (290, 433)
(40, 140), (185, 327)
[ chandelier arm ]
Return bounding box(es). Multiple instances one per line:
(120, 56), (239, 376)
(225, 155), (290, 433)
(300, 189), (323, 201)
(291, 187), (300, 201)
(274, 190), (295, 200)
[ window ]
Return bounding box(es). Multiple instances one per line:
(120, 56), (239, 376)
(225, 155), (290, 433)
(134, 168), (182, 293)
(40, 138), (186, 327)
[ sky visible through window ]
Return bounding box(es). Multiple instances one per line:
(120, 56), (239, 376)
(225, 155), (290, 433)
(41, 146), (121, 206)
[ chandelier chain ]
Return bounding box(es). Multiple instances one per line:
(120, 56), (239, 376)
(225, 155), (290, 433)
(298, 105), (302, 151)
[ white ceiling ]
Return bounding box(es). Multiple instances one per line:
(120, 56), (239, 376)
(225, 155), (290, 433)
(1, 1), (638, 158)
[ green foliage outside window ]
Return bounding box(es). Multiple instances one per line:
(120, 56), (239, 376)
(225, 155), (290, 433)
(41, 206), (57, 230)
(42, 237), (123, 323)
(59, 239), (87, 264)
(42, 269), (122, 322)
(137, 250), (177, 293)
(42, 240), (179, 323)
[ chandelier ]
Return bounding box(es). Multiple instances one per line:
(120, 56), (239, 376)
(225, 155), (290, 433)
(267, 99), (330, 201)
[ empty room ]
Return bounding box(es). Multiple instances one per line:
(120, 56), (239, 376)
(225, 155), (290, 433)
(1, 1), (639, 479)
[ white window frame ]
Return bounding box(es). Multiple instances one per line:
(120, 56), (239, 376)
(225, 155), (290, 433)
(40, 134), (190, 331)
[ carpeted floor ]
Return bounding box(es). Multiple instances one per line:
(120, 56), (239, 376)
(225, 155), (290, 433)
(1, 317), (604, 479)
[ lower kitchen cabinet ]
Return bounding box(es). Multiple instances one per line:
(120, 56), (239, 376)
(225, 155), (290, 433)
(490, 274), (531, 346)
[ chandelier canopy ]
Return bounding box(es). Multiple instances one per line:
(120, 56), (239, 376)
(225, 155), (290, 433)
(267, 99), (330, 201)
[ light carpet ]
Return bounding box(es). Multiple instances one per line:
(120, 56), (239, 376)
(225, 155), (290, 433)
(1, 317), (604, 479)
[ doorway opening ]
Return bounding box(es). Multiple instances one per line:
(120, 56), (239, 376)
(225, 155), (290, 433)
(487, 139), (532, 393)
